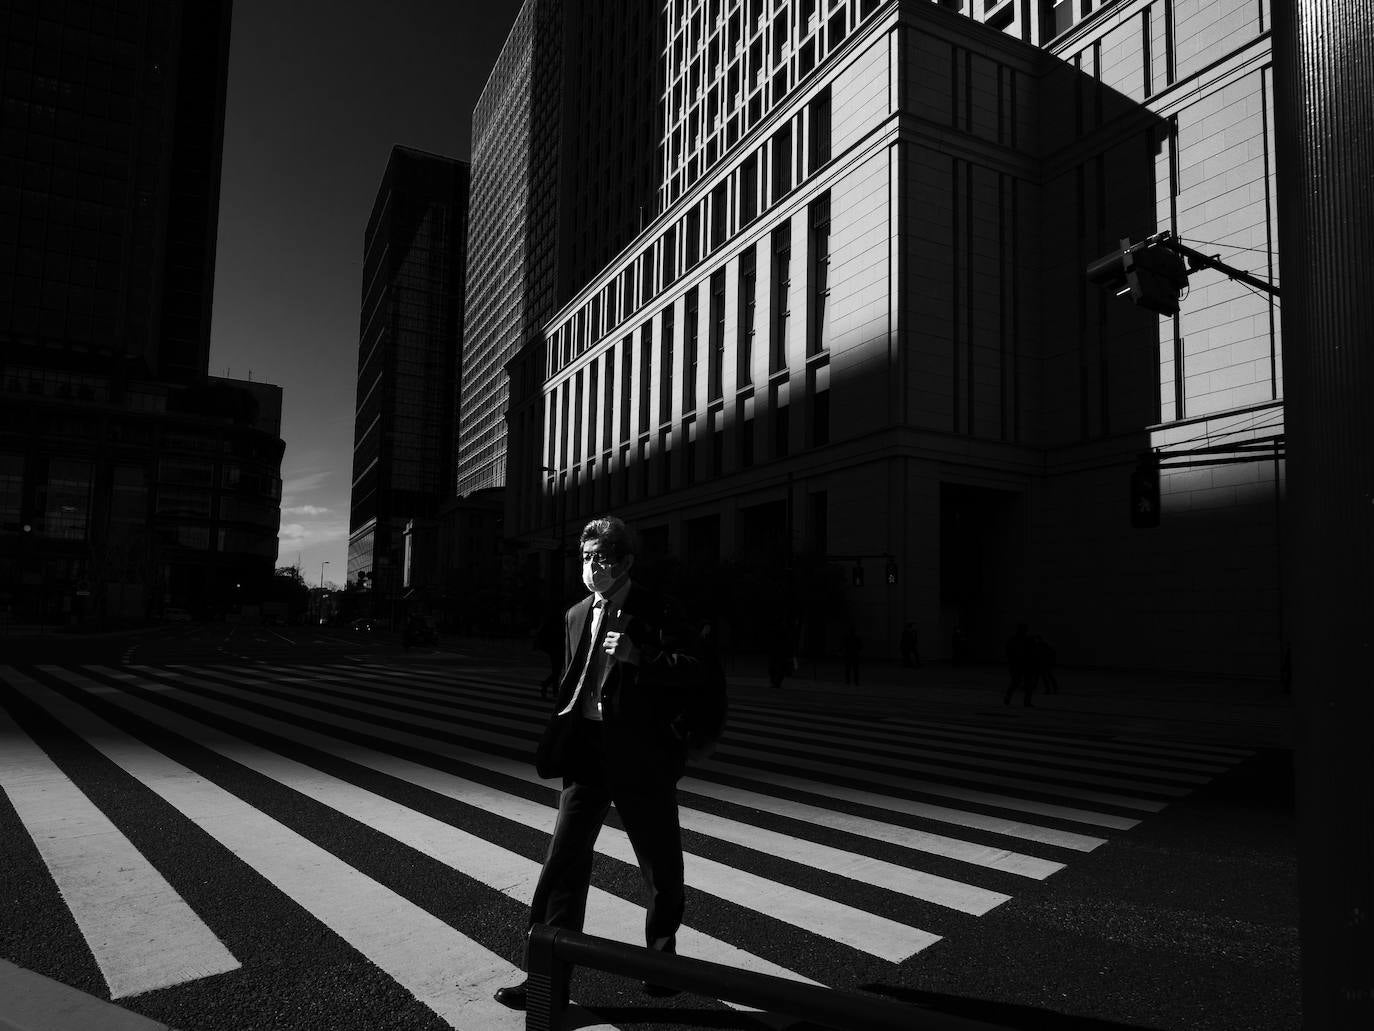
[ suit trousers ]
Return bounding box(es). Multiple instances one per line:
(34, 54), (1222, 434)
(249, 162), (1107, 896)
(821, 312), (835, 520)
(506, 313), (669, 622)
(526, 716), (685, 958)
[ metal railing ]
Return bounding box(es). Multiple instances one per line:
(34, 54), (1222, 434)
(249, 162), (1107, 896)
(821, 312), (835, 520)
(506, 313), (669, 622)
(525, 924), (1015, 1031)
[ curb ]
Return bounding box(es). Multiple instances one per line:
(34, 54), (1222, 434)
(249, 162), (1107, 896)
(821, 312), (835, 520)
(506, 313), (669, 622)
(0, 961), (176, 1031)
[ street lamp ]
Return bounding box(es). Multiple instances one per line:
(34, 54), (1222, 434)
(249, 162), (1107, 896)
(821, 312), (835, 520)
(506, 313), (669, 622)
(320, 561), (329, 589)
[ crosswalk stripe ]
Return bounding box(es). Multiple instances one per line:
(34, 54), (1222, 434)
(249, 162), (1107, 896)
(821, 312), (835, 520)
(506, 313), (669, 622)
(259, 667), (1007, 911)
(0, 700), (240, 999)
(218, 664), (1110, 849)
(132, 665), (1009, 915)
(4, 668), (532, 1031)
(243, 667), (1063, 880)
(722, 704), (1234, 775)
(71, 666), (943, 961)
(716, 724), (1199, 793)
(338, 664), (1174, 815)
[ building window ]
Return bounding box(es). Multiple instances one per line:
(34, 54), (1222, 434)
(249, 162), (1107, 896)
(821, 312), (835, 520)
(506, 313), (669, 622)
(740, 153), (759, 225)
(808, 86), (831, 172)
(685, 418), (697, 486)
(706, 270), (726, 402)
(572, 371), (584, 463)
(770, 121), (793, 201)
(603, 350), (615, 449)
(685, 207), (701, 270)
(774, 396), (790, 458)
(664, 224), (679, 285)
(809, 193), (831, 356)
(710, 182), (727, 251)
(659, 303), (675, 424)
(586, 363), (599, 460)
(659, 428), (673, 492)
(811, 385), (830, 446)
(770, 222), (792, 373)
(683, 289), (699, 413)
(41, 459), (92, 541)
(639, 324), (653, 431)
(621, 335), (634, 443)
(0, 454), (23, 532)
(738, 245), (757, 387)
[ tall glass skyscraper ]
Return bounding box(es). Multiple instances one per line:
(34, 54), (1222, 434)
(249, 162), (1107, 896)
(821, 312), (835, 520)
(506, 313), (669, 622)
(347, 147), (470, 610)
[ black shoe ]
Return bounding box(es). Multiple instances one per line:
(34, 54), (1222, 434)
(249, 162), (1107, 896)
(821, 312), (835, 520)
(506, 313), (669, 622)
(641, 980), (683, 998)
(493, 982), (528, 1010)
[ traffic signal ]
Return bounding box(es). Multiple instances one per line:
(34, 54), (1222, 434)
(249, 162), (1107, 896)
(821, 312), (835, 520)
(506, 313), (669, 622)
(1130, 453), (1161, 528)
(1087, 237), (1189, 316)
(851, 563), (864, 587)
(885, 557), (898, 585)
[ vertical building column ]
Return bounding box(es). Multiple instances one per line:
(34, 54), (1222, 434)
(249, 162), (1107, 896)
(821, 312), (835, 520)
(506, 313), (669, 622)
(1272, 4), (1374, 1027)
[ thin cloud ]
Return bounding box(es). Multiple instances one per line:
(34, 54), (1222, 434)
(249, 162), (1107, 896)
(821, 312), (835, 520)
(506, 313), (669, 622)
(283, 504), (332, 517)
(278, 518), (348, 554)
(282, 470), (333, 497)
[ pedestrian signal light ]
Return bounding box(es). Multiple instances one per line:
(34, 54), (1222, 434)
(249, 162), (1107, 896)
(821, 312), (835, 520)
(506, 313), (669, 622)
(1087, 237), (1189, 316)
(851, 563), (864, 587)
(1130, 453), (1161, 528)
(885, 558), (898, 585)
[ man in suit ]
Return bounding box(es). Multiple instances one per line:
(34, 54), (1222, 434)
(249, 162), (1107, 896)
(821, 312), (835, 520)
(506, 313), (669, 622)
(494, 515), (721, 1010)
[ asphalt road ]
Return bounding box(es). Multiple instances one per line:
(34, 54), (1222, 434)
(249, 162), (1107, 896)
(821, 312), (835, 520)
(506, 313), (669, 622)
(0, 624), (1299, 1030)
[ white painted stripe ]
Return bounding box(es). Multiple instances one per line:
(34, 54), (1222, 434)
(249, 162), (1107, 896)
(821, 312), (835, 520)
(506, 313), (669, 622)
(698, 757), (1107, 851)
(677, 777), (1063, 880)
(5, 669), (530, 1030)
(721, 705), (1234, 775)
(205, 664), (1114, 847)
(330, 664), (1173, 816)
(73, 668), (942, 960)
(718, 724), (1199, 793)
(167, 667), (1061, 879)
(377, 665), (1231, 777)
(60, 667), (838, 983)
(141, 667), (1000, 918)
(254, 663), (1160, 823)
(879, 713), (1254, 764)
(0, 700), (239, 999)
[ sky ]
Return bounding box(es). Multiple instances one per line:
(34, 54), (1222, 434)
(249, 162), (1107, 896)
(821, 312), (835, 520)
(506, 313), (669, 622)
(208, 1), (521, 588)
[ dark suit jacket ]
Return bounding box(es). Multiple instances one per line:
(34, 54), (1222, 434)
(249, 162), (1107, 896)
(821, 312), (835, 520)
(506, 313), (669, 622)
(535, 581), (714, 787)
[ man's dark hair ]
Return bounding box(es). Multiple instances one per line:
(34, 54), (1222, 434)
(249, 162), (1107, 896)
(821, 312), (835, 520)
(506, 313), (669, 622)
(579, 515), (636, 559)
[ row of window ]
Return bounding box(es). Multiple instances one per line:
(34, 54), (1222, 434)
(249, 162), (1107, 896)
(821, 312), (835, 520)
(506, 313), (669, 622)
(542, 370), (830, 527)
(662, 0), (872, 204)
(543, 189), (832, 509)
(549, 86), (832, 379)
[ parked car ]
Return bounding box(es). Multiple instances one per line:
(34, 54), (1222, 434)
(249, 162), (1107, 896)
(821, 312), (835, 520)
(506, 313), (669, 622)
(162, 607), (193, 623)
(348, 617), (374, 632)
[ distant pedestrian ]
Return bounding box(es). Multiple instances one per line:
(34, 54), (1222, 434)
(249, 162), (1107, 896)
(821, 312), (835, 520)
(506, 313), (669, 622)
(767, 615), (799, 689)
(1004, 623), (1035, 706)
(951, 624), (966, 667)
(1033, 635), (1058, 695)
(900, 621), (921, 668)
(841, 623), (862, 685)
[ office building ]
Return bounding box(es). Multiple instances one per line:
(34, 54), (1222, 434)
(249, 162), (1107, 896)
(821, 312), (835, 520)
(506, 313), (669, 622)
(507, 0), (1283, 675)
(347, 146), (470, 621)
(459, 0), (664, 501)
(0, 0), (283, 624)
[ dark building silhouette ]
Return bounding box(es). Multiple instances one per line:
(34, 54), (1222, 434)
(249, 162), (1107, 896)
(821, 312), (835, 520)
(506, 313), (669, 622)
(347, 146), (470, 624)
(0, 0), (283, 625)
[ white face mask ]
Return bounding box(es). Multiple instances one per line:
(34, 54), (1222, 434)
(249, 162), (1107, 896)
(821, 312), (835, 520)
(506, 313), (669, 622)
(582, 563), (618, 595)
(581, 547), (626, 595)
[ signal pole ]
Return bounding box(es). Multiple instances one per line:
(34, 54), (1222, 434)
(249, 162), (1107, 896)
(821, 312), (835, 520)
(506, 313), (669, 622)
(1273, 3), (1374, 1026)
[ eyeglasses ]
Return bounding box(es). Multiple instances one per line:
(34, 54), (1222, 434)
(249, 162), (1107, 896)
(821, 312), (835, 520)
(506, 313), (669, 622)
(581, 551), (618, 567)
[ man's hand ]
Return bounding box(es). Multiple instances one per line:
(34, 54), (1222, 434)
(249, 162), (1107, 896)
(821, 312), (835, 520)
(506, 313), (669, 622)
(603, 630), (640, 665)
